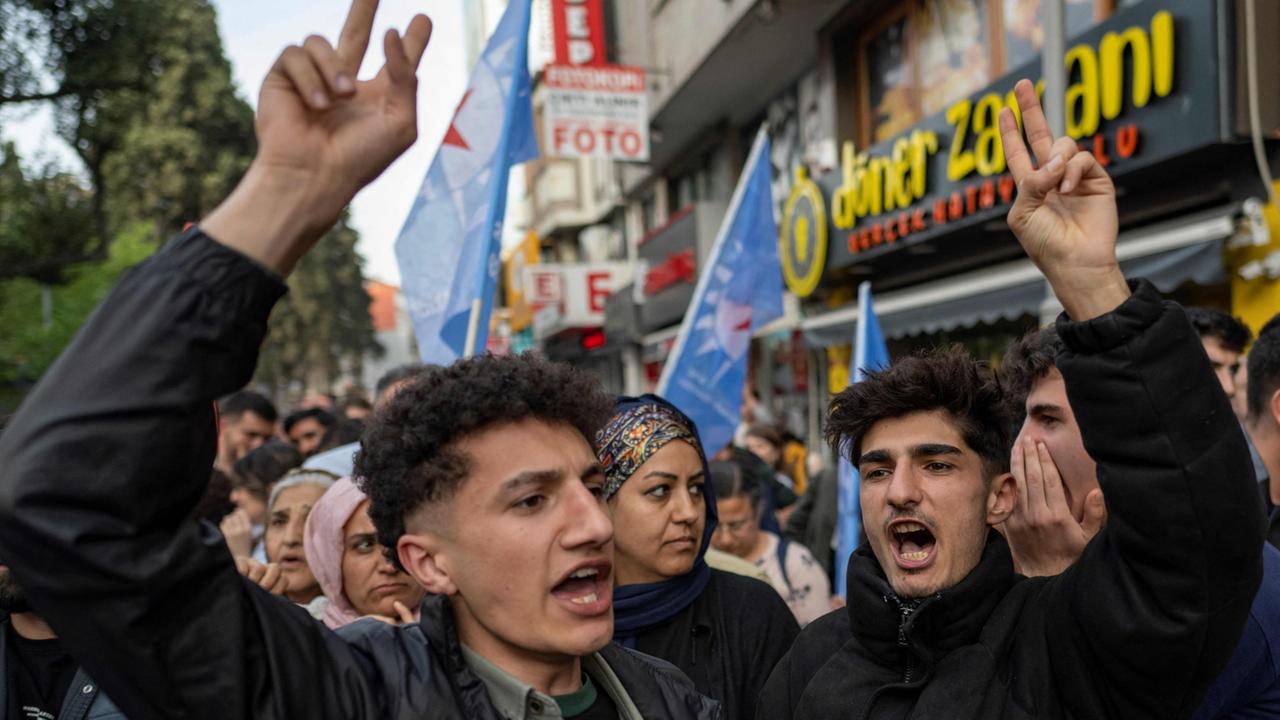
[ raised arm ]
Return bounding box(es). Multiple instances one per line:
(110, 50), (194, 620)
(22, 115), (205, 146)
(0, 3), (431, 718)
(999, 79), (1263, 716)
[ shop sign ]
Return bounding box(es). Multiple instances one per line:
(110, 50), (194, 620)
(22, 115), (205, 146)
(523, 262), (634, 329)
(779, 1), (1221, 289)
(551, 0), (606, 67)
(544, 64), (649, 161)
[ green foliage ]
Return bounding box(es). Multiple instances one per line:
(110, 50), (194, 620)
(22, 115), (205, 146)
(0, 0), (253, 281)
(0, 0), (380, 406)
(0, 221), (155, 392)
(0, 141), (96, 283)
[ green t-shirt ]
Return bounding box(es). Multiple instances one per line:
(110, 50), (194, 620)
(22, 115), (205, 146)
(552, 673), (619, 719)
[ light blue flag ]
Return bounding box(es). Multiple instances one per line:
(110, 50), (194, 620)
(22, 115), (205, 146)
(834, 280), (891, 597)
(656, 128), (784, 453)
(395, 0), (538, 364)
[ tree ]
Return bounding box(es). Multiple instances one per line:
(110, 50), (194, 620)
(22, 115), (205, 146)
(0, 0), (253, 281)
(0, 0), (165, 106)
(0, 221), (156, 414)
(254, 211), (383, 399)
(0, 142), (96, 283)
(98, 0), (254, 238)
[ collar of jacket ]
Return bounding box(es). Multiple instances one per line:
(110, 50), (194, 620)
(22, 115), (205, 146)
(419, 594), (647, 720)
(845, 531), (1016, 669)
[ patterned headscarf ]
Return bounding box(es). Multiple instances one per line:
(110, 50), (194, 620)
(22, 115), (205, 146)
(596, 395), (718, 647)
(597, 401), (704, 500)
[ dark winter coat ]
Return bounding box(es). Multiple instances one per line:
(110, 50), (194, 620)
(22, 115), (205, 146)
(0, 229), (719, 720)
(757, 281), (1264, 719)
(634, 569), (798, 720)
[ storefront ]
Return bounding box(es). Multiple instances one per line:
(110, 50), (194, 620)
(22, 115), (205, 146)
(778, 0), (1280, 447)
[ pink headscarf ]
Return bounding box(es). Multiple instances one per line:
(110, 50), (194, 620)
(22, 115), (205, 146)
(303, 476), (368, 629)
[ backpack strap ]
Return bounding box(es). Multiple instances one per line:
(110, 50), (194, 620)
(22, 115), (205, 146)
(57, 668), (99, 720)
(775, 535), (794, 595)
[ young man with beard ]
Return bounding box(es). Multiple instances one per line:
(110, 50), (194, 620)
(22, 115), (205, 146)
(0, 2), (716, 718)
(756, 80), (1263, 718)
(999, 326), (1280, 719)
(1, 561), (127, 720)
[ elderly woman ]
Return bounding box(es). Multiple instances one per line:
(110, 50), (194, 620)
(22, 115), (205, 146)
(264, 469), (337, 618)
(598, 395), (799, 720)
(303, 477), (426, 629)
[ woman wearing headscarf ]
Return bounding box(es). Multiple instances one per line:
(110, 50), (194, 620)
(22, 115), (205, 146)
(598, 395), (799, 720)
(303, 477), (427, 629)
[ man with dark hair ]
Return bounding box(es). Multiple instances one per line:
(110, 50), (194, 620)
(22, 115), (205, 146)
(999, 325), (1280, 718)
(1187, 306), (1253, 400)
(0, 3), (715, 718)
(283, 407), (336, 457)
(215, 390), (279, 474)
(1247, 314), (1280, 546)
(757, 80), (1261, 719)
(1184, 307), (1272, 510)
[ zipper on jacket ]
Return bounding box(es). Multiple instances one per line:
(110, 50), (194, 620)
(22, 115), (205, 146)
(896, 601), (917, 684)
(887, 593), (940, 685)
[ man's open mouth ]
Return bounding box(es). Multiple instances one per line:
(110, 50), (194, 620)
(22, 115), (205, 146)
(551, 560), (613, 616)
(890, 520), (937, 569)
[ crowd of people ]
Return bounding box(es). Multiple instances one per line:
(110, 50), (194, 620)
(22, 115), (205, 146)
(0, 3), (1278, 719)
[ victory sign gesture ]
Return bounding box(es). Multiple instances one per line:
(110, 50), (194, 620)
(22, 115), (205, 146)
(204, 0), (432, 276)
(999, 80), (1129, 320)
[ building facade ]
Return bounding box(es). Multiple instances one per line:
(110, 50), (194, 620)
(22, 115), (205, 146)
(508, 0), (1280, 455)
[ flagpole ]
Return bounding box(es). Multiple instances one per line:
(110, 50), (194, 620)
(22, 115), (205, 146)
(853, 281), (871, 381)
(656, 124), (771, 393)
(463, 298), (483, 357)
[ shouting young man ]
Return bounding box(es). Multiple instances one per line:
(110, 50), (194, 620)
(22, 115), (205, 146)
(0, 3), (716, 718)
(756, 80), (1263, 718)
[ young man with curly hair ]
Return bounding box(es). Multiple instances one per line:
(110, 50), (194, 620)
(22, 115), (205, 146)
(0, 2), (716, 718)
(757, 80), (1262, 718)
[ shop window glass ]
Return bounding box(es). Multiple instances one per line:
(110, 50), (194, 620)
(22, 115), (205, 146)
(1003, 0), (1099, 71)
(917, 0), (991, 116)
(866, 15), (918, 144)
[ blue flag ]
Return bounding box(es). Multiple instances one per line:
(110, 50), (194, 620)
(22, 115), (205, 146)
(834, 280), (891, 596)
(396, 0), (538, 364)
(656, 128), (784, 453)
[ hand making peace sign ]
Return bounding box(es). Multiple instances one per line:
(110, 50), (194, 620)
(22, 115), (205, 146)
(999, 80), (1130, 320)
(203, 0), (432, 275)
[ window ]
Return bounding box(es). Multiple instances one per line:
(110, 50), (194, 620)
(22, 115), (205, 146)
(863, 13), (918, 144)
(851, 0), (1117, 148)
(918, 0), (992, 116)
(1003, 0), (1105, 71)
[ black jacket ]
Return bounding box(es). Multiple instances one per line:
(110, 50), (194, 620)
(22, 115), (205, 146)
(757, 281), (1264, 719)
(0, 229), (719, 720)
(635, 569), (798, 720)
